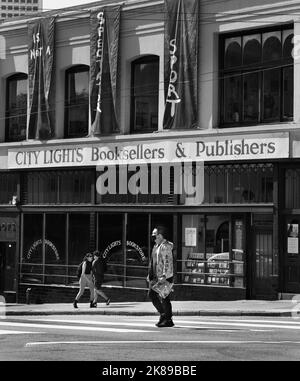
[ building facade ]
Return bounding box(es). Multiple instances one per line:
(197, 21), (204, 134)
(0, 0), (299, 303)
(0, 0), (42, 19)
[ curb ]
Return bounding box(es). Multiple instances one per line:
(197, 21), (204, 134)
(5, 310), (294, 317)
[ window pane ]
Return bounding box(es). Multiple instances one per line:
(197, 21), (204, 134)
(21, 214), (43, 284)
(68, 214), (91, 285)
(6, 76), (27, 142)
(224, 38), (242, 68)
(263, 68), (280, 120)
(243, 35), (261, 65)
(99, 214), (124, 287)
(180, 215), (206, 284)
(66, 68), (89, 137)
(132, 58), (159, 132)
(283, 66), (293, 119)
(206, 216), (230, 287)
(126, 214), (149, 288)
(243, 72), (259, 122)
(223, 74), (241, 123)
(283, 31), (293, 58)
(263, 32), (281, 62)
(45, 214), (66, 285)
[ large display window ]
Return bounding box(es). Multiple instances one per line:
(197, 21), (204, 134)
(179, 214), (246, 288)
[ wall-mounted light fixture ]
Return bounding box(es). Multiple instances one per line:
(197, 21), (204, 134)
(11, 195), (21, 209)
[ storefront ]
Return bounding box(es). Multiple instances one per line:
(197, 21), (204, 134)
(0, 131), (293, 302)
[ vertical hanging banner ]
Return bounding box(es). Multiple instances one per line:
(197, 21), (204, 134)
(28, 17), (56, 140)
(90, 6), (121, 135)
(163, 0), (199, 130)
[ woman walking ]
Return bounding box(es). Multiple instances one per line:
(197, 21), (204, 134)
(73, 253), (95, 309)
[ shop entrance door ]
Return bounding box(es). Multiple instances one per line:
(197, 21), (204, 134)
(284, 217), (300, 293)
(250, 220), (277, 299)
(0, 242), (16, 294)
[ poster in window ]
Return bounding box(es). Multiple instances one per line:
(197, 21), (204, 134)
(287, 224), (299, 254)
(185, 228), (197, 247)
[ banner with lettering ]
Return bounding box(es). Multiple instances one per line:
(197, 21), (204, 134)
(163, 0), (199, 130)
(28, 17), (56, 140)
(90, 6), (121, 135)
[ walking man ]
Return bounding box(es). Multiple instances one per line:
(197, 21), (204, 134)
(147, 226), (174, 328)
(92, 250), (110, 307)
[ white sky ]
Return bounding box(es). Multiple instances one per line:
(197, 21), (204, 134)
(43, 0), (100, 11)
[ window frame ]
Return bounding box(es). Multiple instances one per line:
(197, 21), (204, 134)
(130, 55), (159, 134)
(64, 65), (90, 139)
(219, 24), (294, 128)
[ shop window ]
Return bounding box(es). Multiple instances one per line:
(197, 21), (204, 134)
(68, 214), (91, 284)
(98, 214), (124, 287)
(20, 214), (43, 284)
(202, 164), (274, 204)
(0, 173), (18, 204)
(131, 56), (159, 133)
(26, 170), (93, 204)
(96, 165), (177, 205)
(6, 73), (27, 142)
(65, 65), (89, 138)
(285, 168), (300, 208)
(220, 26), (293, 126)
(178, 215), (245, 288)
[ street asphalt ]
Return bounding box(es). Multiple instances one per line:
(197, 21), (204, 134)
(0, 315), (300, 361)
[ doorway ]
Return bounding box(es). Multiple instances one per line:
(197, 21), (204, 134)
(0, 242), (16, 294)
(284, 216), (300, 293)
(250, 216), (277, 299)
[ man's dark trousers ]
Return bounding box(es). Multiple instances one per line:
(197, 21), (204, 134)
(148, 277), (173, 320)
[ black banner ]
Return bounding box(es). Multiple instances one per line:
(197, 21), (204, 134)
(90, 6), (121, 135)
(28, 17), (56, 140)
(163, 0), (199, 130)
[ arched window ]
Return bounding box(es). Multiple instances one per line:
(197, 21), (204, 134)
(131, 56), (159, 133)
(263, 32), (281, 62)
(6, 73), (27, 142)
(283, 31), (293, 58)
(243, 35), (261, 65)
(224, 38), (242, 68)
(65, 65), (89, 138)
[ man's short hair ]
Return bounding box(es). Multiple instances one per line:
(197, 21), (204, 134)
(155, 226), (168, 239)
(93, 250), (100, 257)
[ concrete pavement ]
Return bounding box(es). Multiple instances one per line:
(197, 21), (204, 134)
(2, 299), (300, 317)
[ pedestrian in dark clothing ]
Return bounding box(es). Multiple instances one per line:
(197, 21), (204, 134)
(91, 250), (110, 307)
(73, 252), (95, 309)
(147, 226), (174, 328)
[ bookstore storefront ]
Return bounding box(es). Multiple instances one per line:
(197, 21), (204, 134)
(4, 131), (291, 301)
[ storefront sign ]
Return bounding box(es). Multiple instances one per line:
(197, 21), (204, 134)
(185, 228), (197, 247)
(7, 133), (289, 170)
(102, 240), (146, 262)
(26, 239), (60, 262)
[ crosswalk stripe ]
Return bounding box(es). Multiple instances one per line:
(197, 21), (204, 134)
(0, 321), (156, 334)
(26, 318), (157, 328)
(0, 330), (42, 335)
(25, 340), (300, 347)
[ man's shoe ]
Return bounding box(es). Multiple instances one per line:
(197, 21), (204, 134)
(73, 300), (78, 309)
(155, 314), (165, 327)
(90, 302), (97, 308)
(106, 299), (110, 306)
(157, 319), (174, 328)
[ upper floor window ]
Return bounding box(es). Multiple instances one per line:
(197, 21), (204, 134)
(131, 56), (159, 133)
(65, 65), (89, 138)
(6, 73), (27, 142)
(220, 25), (293, 127)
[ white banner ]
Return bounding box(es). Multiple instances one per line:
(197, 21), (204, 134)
(7, 133), (289, 169)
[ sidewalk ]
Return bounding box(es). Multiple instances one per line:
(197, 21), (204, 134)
(2, 299), (300, 317)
